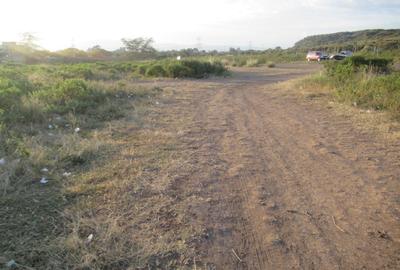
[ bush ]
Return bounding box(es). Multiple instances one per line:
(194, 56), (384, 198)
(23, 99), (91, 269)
(140, 60), (226, 78)
(165, 62), (191, 78)
(325, 56), (393, 79)
(33, 79), (102, 113)
(57, 65), (94, 80)
(347, 56), (392, 72)
(137, 64), (149, 75)
(145, 64), (167, 77)
(267, 61), (276, 68)
(305, 57), (400, 118)
(232, 57), (247, 67)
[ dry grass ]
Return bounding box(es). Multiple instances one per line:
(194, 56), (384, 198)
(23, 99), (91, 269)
(1, 77), (206, 269)
(277, 75), (400, 142)
(0, 80), (182, 268)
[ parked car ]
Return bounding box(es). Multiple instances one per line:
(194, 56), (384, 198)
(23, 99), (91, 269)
(339, 50), (353, 57)
(306, 51), (328, 62)
(329, 50), (353, 60)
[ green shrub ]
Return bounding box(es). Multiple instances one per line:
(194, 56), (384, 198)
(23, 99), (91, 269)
(245, 59), (260, 67)
(182, 60), (225, 77)
(232, 57), (247, 67)
(306, 58), (400, 118)
(145, 64), (167, 77)
(325, 56), (393, 79)
(347, 56), (392, 72)
(324, 61), (354, 85)
(33, 79), (102, 113)
(165, 62), (191, 78)
(137, 64), (149, 75)
(57, 65), (94, 80)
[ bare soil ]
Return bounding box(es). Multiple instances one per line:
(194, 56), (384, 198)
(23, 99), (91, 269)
(142, 63), (400, 269)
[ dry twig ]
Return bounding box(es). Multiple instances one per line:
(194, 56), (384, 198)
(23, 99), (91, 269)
(231, 248), (243, 262)
(332, 215), (346, 233)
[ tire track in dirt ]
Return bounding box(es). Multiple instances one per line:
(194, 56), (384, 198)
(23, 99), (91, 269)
(217, 79), (400, 269)
(149, 64), (399, 269)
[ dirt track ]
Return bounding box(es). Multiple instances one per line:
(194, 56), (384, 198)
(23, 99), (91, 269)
(145, 64), (400, 269)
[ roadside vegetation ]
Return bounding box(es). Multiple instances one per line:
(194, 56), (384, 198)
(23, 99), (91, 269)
(298, 56), (400, 118)
(0, 58), (226, 268)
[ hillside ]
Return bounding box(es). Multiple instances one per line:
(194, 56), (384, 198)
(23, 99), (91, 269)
(293, 29), (400, 52)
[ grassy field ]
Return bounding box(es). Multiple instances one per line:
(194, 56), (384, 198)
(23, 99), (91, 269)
(0, 59), (225, 268)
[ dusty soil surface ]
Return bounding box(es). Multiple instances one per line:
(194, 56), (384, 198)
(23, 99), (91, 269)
(145, 63), (400, 269)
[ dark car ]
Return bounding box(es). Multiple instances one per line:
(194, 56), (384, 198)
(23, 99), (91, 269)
(329, 50), (353, 60)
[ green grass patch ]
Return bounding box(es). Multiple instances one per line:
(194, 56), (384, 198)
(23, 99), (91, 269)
(301, 56), (400, 118)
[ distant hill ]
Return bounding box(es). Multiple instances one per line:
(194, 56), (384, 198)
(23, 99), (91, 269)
(293, 29), (400, 52)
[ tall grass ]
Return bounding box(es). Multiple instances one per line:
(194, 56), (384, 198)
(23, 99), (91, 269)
(300, 56), (400, 118)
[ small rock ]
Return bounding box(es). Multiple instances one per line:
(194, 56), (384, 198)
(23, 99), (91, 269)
(39, 177), (48, 184)
(353, 102), (357, 107)
(74, 127), (80, 133)
(0, 158), (6, 165)
(62, 172), (72, 177)
(41, 168), (49, 173)
(6, 259), (17, 268)
(155, 101), (160, 105)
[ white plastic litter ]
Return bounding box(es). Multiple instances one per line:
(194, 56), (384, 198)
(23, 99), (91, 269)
(155, 101), (160, 105)
(41, 168), (49, 173)
(0, 158), (5, 165)
(62, 172), (72, 177)
(74, 127), (80, 133)
(176, 55), (181, 60)
(86, 233), (94, 243)
(6, 260), (16, 268)
(40, 177), (48, 184)
(48, 124), (53, 129)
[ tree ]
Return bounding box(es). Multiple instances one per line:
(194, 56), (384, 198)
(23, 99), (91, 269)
(121, 37), (156, 54)
(87, 45), (112, 59)
(21, 32), (39, 49)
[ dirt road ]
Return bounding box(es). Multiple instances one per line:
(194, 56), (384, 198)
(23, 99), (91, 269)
(148, 63), (400, 269)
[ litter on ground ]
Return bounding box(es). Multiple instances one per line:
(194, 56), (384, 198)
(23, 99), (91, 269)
(6, 260), (16, 268)
(39, 177), (48, 184)
(86, 233), (94, 243)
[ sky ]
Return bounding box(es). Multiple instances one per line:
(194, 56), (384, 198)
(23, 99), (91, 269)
(1, 0), (399, 51)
